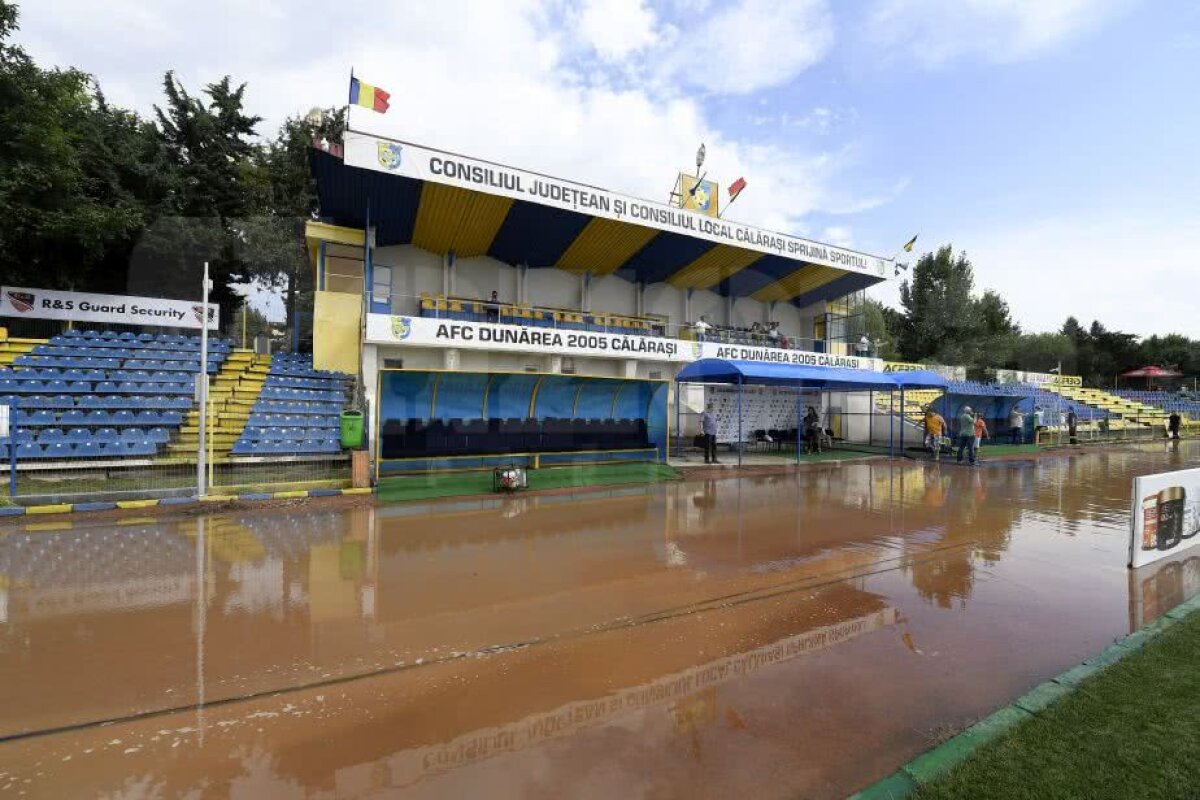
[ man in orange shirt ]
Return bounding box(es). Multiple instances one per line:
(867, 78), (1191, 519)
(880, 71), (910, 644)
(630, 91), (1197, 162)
(973, 412), (989, 453)
(924, 406), (946, 460)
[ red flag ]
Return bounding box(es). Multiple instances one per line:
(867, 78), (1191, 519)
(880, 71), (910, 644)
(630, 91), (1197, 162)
(728, 177), (747, 199)
(374, 88), (391, 114)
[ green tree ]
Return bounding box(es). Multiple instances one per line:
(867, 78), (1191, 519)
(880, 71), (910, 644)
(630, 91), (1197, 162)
(129, 72), (264, 317)
(1010, 332), (1075, 374)
(863, 298), (900, 360)
(0, 0), (159, 291)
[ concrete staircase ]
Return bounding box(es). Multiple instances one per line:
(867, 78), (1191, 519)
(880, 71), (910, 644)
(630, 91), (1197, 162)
(169, 351), (270, 462)
(0, 331), (41, 367)
(1044, 385), (1166, 430)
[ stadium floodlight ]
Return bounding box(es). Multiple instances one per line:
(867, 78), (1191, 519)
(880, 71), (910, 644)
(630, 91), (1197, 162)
(696, 143), (706, 172)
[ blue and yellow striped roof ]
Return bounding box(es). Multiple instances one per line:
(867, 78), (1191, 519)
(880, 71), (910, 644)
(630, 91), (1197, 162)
(311, 148), (884, 307)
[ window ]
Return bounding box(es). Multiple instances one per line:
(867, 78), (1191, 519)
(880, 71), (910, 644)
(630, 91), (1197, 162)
(372, 265), (392, 306)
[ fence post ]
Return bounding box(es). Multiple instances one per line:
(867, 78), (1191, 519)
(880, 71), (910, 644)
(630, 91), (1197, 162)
(6, 402), (15, 499)
(197, 262), (211, 498)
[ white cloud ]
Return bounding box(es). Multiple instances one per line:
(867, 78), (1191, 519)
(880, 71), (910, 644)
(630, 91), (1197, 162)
(870, 211), (1200, 337)
(576, 0), (661, 60)
(821, 226), (855, 247)
(15, 0), (878, 244)
(865, 0), (1133, 66)
(662, 0), (834, 94)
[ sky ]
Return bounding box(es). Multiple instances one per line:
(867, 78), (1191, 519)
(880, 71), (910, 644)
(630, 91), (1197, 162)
(14, 0), (1200, 336)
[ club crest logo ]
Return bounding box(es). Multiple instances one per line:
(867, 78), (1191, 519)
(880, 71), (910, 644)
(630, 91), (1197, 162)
(191, 305), (216, 325)
(377, 142), (403, 171)
(391, 316), (412, 341)
(5, 291), (34, 313)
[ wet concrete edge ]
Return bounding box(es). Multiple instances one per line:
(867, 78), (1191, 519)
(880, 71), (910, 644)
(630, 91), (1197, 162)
(0, 486), (375, 518)
(846, 593), (1200, 799)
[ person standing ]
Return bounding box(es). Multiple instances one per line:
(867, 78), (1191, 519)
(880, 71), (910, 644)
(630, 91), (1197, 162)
(956, 405), (977, 465)
(1169, 411), (1182, 440)
(973, 412), (989, 453)
(694, 316), (711, 342)
(856, 334), (871, 357)
(924, 406), (946, 460)
(1033, 405), (1046, 444)
(804, 406), (822, 454)
(1008, 406), (1025, 445)
(701, 403), (719, 464)
(1067, 409), (1079, 445)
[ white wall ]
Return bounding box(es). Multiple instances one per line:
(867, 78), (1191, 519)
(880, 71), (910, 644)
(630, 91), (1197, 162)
(643, 283), (684, 332)
(730, 297), (765, 329)
(371, 242), (832, 343)
(690, 288), (724, 327)
(527, 268), (580, 309)
(457, 255), (517, 303)
(375, 245), (441, 313)
(590, 274), (637, 316)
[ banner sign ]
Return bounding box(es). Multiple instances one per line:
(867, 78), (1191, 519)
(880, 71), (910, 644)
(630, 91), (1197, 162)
(366, 314), (879, 370)
(0, 287), (218, 330)
(699, 342), (867, 369)
(344, 132), (890, 277)
(1052, 375), (1083, 387)
(882, 361), (966, 380)
(1130, 467), (1200, 567)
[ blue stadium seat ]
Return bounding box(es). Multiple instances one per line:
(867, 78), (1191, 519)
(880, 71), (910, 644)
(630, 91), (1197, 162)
(74, 441), (102, 457)
(112, 410), (136, 425)
(66, 428), (91, 444)
(120, 427), (146, 441)
(126, 441), (156, 456)
(93, 428), (120, 444)
(147, 427), (170, 443)
(42, 442), (72, 460)
(100, 441), (128, 457)
(17, 442), (43, 460)
(38, 428), (65, 444)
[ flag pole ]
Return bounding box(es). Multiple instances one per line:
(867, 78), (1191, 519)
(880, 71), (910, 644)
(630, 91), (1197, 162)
(718, 191), (742, 219)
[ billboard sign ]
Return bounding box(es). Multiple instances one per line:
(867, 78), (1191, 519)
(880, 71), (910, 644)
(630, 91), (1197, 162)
(343, 132), (890, 277)
(366, 314), (878, 370)
(0, 287), (218, 330)
(1130, 467), (1200, 567)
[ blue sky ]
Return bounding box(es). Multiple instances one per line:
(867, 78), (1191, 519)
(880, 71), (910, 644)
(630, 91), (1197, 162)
(17, 0), (1200, 335)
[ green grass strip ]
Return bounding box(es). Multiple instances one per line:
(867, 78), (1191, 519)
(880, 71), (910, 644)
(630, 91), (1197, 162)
(909, 606), (1200, 800)
(377, 462), (679, 503)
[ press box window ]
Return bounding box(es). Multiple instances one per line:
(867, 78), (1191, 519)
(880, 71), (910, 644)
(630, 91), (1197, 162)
(371, 265), (392, 310)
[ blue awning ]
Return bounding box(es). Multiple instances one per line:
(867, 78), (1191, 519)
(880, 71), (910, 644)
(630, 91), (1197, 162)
(890, 369), (949, 389)
(675, 359), (910, 391)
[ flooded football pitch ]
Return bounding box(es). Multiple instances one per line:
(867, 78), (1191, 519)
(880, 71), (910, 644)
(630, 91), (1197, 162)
(0, 441), (1197, 798)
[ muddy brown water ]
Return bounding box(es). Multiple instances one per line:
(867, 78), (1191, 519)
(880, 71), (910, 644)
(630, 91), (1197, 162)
(1, 442), (1199, 798)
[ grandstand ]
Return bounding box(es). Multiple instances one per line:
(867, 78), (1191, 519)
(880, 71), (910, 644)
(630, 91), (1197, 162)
(0, 329), (354, 471)
(1044, 384), (1168, 429)
(232, 354), (350, 456)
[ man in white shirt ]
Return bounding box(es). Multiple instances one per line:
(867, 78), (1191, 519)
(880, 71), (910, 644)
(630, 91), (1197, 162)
(693, 316), (711, 341)
(1008, 407), (1025, 445)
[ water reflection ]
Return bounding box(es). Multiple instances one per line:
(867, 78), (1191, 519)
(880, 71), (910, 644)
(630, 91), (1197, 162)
(1, 444), (1199, 798)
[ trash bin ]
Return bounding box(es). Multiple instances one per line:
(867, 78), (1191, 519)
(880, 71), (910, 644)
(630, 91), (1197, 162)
(340, 410), (364, 449)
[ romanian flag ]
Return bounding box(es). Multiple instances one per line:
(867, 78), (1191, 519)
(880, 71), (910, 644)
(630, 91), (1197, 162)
(903, 234), (918, 252)
(349, 76), (390, 114)
(728, 176), (747, 200)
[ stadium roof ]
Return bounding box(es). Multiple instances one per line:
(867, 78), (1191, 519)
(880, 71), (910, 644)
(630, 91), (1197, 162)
(676, 360), (947, 391)
(310, 131), (892, 308)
